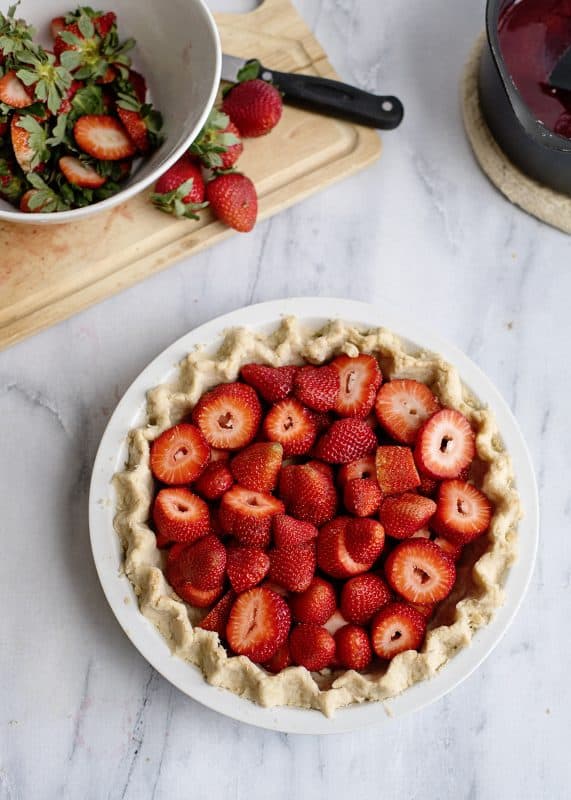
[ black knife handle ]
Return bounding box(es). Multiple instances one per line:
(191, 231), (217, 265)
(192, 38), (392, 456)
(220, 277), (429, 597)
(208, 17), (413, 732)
(260, 68), (403, 130)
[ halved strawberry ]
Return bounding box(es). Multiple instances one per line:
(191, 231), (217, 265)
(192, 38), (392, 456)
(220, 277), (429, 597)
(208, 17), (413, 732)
(117, 106), (150, 153)
(338, 455), (376, 486)
(374, 379), (440, 444)
(279, 462), (337, 527)
(262, 398), (317, 456)
(59, 156), (106, 189)
(194, 460), (234, 501)
(230, 442), (283, 493)
(343, 477), (382, 516)
(370, 602), (427, 659)
(167, 535), (226, 590)
(193, 382), (262, 450)
(288, 577), (337, 624)
(226, 587), (291, 663)
(11, 114), (35, 174)
(344, 518), (385, 563)
(268, 542), (316, 593)
(173, 582), (223, 608)
(153, 488), (210, 543)
(289, 623), (335, 671)
(431, 479), (492, 544)
(375, 446), (421, 495)
(314, 418), (377, 464)
(331, 354), (382, 418)
(226, 547), (270, 593)
(219, 485), (284, 548)
(293, 365), (339, 412)
(433, 536), (463, 561)
(379, 493), (437, 539)
(240, 363), (298, 403)
(0, 71), (33, 108)
(340, 573), (392, 624)
(316, 517), (371, 578)
(150, 423), (210, 484)
(74, 115), (136, 160)
(334, 624), (372, 670)
(264, 641), (292, 673)
(272, 514), (318, 549)
(414, 409), (476, 479)
(384, 538), (456, 603)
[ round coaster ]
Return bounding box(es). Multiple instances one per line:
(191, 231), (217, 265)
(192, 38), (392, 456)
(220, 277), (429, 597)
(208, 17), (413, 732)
(462, 33), (571, 235)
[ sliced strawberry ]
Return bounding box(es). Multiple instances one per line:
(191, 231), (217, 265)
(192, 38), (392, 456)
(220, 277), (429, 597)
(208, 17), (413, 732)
(74, 115), (136, 160)
(117, 106), (150, 153)
(226, 587), (291, 663)
(0, 71), (33, 108)
(264, 640), (292, 673)
(153, 488), (210, 543)
(340, 573), (392, 624)
(334, 624), (372, 670)
(167, 535), (226, 590)
(193, 382), (262, 450)
(374, 379), (440, 444)
(433, 536), (463, 561)
(128, 69), (147, 104)
(19, 190), (43, 213)
(370, 602), (427, 659)
(379, 493), (437, 539)
(316, 517), (371, 578)
(338, 454), (376, 486)
(384, 538), (456, 603)
(289, 623), (335, 671)
(315, 418), (377, 464)
(240, 363), (298, 403)
(197, 590), (235, 637)
(268, 541), (316, 593)
(150, 423), (210, 484)
(293, 365), (339, 412)
(279, 462), (337, 527)
(343, 477), (382, 517)
(262, 398), (317, 456)
(50, 16), (66, 39)
(173, 582), (223, 608)
(288, 577), (337, 624)
(414, 409), (476, 479)
(226, 546), (270, 593)
(344, 517), (385, 563)
(194, 461), (234, 501)
(219, 485), (284, 548)
(375, 446), (421, 495)
(331, 354), (382, 418)
(230, 442), (283, 493)
(11, 114), (34, 174)
(431, 479), (492, 544)
(272, 514), (318, 549)
(59, 156), (106, 189)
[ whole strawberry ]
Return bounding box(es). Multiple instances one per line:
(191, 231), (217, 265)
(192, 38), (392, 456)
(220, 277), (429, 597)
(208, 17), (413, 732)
(190, 109), (244, 170)
(206, 172), (257, 232)
(222, 79), (283, 137)
(151, 154), (207, 219)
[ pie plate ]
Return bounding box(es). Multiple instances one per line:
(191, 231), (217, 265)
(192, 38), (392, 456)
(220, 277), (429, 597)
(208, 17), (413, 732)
(88, 297), (539, 734)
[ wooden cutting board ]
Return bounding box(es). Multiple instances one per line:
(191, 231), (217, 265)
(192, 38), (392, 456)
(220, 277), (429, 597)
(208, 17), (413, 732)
(0, 0), (381, 351)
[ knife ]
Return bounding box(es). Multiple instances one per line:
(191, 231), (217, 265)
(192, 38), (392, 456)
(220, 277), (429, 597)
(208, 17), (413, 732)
(221, 54), (404, 130)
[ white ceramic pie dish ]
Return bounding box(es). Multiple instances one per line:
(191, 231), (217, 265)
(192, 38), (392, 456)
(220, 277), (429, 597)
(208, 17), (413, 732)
(89, 297), (539, 734)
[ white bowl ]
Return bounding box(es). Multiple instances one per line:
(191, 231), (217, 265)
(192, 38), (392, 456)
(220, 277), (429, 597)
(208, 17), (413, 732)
(89, 298), (539, 734)
(0, 0), (221, 224)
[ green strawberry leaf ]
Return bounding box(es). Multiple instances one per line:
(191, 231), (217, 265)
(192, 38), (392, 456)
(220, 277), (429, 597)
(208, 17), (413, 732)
(60, 50), (82, 71)
(236, 59), (261, 82)
(77, 13), (95, 40)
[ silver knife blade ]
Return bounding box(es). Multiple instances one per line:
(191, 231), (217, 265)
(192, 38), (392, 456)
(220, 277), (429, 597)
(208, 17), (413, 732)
(221, 53), (251, 83)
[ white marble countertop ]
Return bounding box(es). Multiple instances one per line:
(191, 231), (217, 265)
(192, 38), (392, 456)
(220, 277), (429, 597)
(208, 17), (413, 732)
(1, 0), (568, 797)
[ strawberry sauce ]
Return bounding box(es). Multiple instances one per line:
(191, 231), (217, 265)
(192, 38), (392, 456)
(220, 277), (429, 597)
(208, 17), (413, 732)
(498, 0), (571, 137)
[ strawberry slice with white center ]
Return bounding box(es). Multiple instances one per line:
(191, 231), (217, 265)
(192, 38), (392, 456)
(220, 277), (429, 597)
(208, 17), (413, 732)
(193, 382), (262, 450)
(431, 479), (492, 544)
(153, 487), (210, 543)
(379, 493), (437, 539)
(240, 364), (298, 403)
(316, 517), (372, 578)
(74, 114), (137, 161)
(226, 587), (291, 663)
(263, 398), (317, 456)
(59, 156), (106, 189)
(414, 408), (476, 479)
(374, 379), (440, 444)
(384, 538), (456, 603)
(219, 485), (284, 548)
(11, 114), (35, 174)
(150, 423), (210, 484)
(370, 602), (427, 659)
(0, 71), (33, 108)
(331, 354), (382, 418)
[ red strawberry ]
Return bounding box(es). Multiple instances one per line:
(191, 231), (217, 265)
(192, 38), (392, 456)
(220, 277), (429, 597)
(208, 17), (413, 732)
(240, 364), (298, 403)
(231, 442), (283, 493)
(384, 538), (456, 603)
(193, 382), (262, 450)
(150, 423), (210, 484)
(197, 593), (235, 634)
(340, 573), (391, 624)
(370, 602), (427, 659)
(418, 473), (439, 497)
(59, 156), (106, 189)
(414, 409), (476, 479)
(117, 106), (150, 153)
(93, 11), (117, 36)
(316, 517), (371, 578)
(11, 114), (35, 174)
(264, 641), (292, 673)
(226, 587), (291, 663)
(74, 115), (136, 160)
(226, 547), (270, 593)
(50, 16), (66, 39)
(57, 79), (84, 114)
(374, 379), (440, 444)
(431, 479), (492, 544)
(279, 462), (337, 526)
(268, 542), (316, 593)
(219, 485), (284, 547)
(334, 624), (372, 670)
(289, 623), (335, 671)
(19, 190), (44, 213)
(128, 69), (147, 104)
(338, 455), (376, 486)
(314, 419), (377, 464)
(206, 172), (258, 233)
(222, 78), (283, 137)
(53, 22), (81, 59)
(152, 154), (206, 219)
(263, 398), (317, 456)
(375, 446), (421, 495)
(433, 536), (463, 561)
(293, 365), (340, 412)
(343, 477), (382, 516)
(344, 517), (385, 563)
(194, 461), (234, 501)
(331, 354), (382, 418)
(309, 410), (333, 434)
(288, 577), (337, 624)
(153, 488), (210, 543)
(272, 514), (318, 549)
(168, 535), (226, 590)
(166, 543), (187, 565)
(0, 71), (33, 108)
(154, 529), (173, 549)
(173, 583), (223, 608)
(379, 493), (437, 539)
(407, 601), (436, 619)
(210, 448), (230, 462)
(191, 113), (244, 170)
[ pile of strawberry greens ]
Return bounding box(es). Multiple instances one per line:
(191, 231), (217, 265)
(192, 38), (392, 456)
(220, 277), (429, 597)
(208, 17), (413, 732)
(0, 4), (162, 213)
(148, 355), (494, 674)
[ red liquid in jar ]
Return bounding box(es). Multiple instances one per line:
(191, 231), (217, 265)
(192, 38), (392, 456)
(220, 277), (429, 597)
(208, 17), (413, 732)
(498, 0), (571, 137)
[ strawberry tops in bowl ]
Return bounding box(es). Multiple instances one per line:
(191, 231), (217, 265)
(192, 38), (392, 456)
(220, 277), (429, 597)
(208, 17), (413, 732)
(103, 299), (535, 725)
